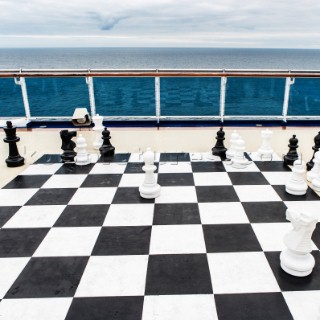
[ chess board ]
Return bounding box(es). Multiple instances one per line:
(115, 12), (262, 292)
(0, 152), (320, 320)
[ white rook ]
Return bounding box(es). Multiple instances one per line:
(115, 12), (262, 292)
(92, 114), (104, 150)
(258, 129), (273, 159)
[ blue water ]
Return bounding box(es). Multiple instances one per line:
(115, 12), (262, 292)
(1, 47), (320, 119)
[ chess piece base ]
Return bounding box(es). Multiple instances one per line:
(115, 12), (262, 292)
(6, 156), (24, 167)
(285, 182), (307, 195)
(211, 147), (227, 159)
(312, 179), (320, 192)
(283, 155), (298, 166)
(231, 158), (250, 169)
(139, 183), (161, 199)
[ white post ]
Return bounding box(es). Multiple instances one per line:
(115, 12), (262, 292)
(86, 76), (96, 117)
(220, 77), (227, 122)
(282, 77), (295, 122)
(155, 76), (161, 124)
(14, 77), (31, 120)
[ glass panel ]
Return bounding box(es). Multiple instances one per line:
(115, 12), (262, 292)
(288, 78), (320, 116)
(160, 77), (220, 116)
(26, 77), (89, 117)
(225, 78), (285, 116)
(94, 77), (155, 116)
(0, 78), (25, 117)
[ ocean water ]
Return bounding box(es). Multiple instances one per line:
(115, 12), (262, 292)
(0, 47), (320, 119)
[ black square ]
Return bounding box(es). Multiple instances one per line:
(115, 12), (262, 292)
(55, 163), (95, 174)
(81, 174), (122, 187)
(265, 251), (320, 291)
(157, 173), (194, 186)
(145, 254), (212, 295)
(65, 296), (144, 320)
(3, 175), (51, 189)
(203, 224), (262, 252)
(5, 256), (89, 298)
(191, 161), (226, 172)
(254, 161), (291, 172)
(196, 186), (239, 202)
(228, 172), (269, 185)
(34, 154), (62, 164)
(54, 205), (109, 227)
(125, 162), (144, 173)
(0, 228), (49, 257)
(312, 223), (320, 250)
(242, 202), (288, 223)
(153, 203), (201, 225)
(25, 188), (77, 205)
(159, 153), (190, 162)
(112, 187), (154, 204)
(215, 293), (293, 320)
(92, 226), (151, 255)
(0, 206), (20, 227)
(272, 185), (320, 201)
(98, 153), (130, 163)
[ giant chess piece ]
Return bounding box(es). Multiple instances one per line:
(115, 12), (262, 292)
(99, 128), (115, 159)
(139, 148), (161, 199)
(231, 136), (251, 169)
(60, 129), (77, 163)
(283, 135), (299, 166)
(92, 114), (104, 150)
(285, 159), (308, 195)
(258, 129), (274, 159)
(211, 127), (227, 160)
(306, 132), (320, 171)
(3, 121), (24, 167)
(226, 130), (240, 160)
(280, 209), (318, 277)
(75, 134), (90, 166)
(307, 151), (320, 182)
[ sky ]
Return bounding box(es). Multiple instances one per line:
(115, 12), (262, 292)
(0, 0), (320, 48)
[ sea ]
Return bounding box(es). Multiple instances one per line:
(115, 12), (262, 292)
(1, 47), (320, 119)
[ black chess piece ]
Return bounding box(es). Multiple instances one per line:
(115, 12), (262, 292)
(306, 132), (320, 171)
(211, 127), (227, 160)
(283, 134), (299, 166)
(99, 128), (115, 159)
(3, 121), (24, 167)
(60, 130), (77, 162)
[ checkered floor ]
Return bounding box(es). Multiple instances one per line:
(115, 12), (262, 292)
(0, 152), (320, 320)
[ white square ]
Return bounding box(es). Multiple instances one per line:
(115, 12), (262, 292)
(193, 172), (232, 186)
(155, 186), (197, 203)
(3, 205), (65, 228)
(207, 252), (280, 293)
(158, 162), (192, 173)
(283, 291), (320, 320)
(103, 204), (154, 226)
(142, 295), (218, 320)
(0, 298), (72, 320)
(199, 202), (249, 224)
(75, 255), (148, 297)
(68, 187), (117, 205)
(0, 258), (30, 299)
(234, 185), (282, 202)
(149, 225), (206, 254)
(41, 174), (87, 188)
(223, 161), (260, 172)
(119, 173), (147, 187)
(20, 163), (62, 175)
(0, 189), (38, 206)
(90, 163), (126, 174)
(33, 227), (101, 257)
(248, 152), (281, 161)
(262, 172), (292, 185)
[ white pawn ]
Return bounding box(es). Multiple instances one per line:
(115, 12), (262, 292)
(285, 159), (308, 195)
(75, 134), (90, 166)
(139, 148), (161, 199)
(307, 151), (320, 182)
(280, 209), (318, 277)
(226, 130), (240, 159)
(92, 114), (104, 150)
(258, 129), (273, 159)
(232, 136), (251, 169)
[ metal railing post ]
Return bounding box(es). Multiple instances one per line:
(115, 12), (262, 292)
(14, 77), (31, 120)
(220, 77), (227, 122)
(155, 76), (161, 124)
(282, 77), (295, 122)
(86, 76), (96, 117)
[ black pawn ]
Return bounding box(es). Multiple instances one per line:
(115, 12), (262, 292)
(99, 128), (115, 158)
(60, 130), (77, 162)
(283, 134), (299, 166)
(3, 121), (24, 167)
(211, 127), (227, 160)
(306, 132), (320, 171)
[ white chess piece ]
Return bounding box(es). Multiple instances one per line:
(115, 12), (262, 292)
(231, 136), (251, 169)
(307, 151), (320, 182)
(285, 159), (308, 195)
(258, 129), (273, 159)
(280, 209), (318, 277)
(139, 148), (161, 199)
(92, 114), (104, 150)
(226, 130), (240, 160)
(75, 134), (90, 166)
